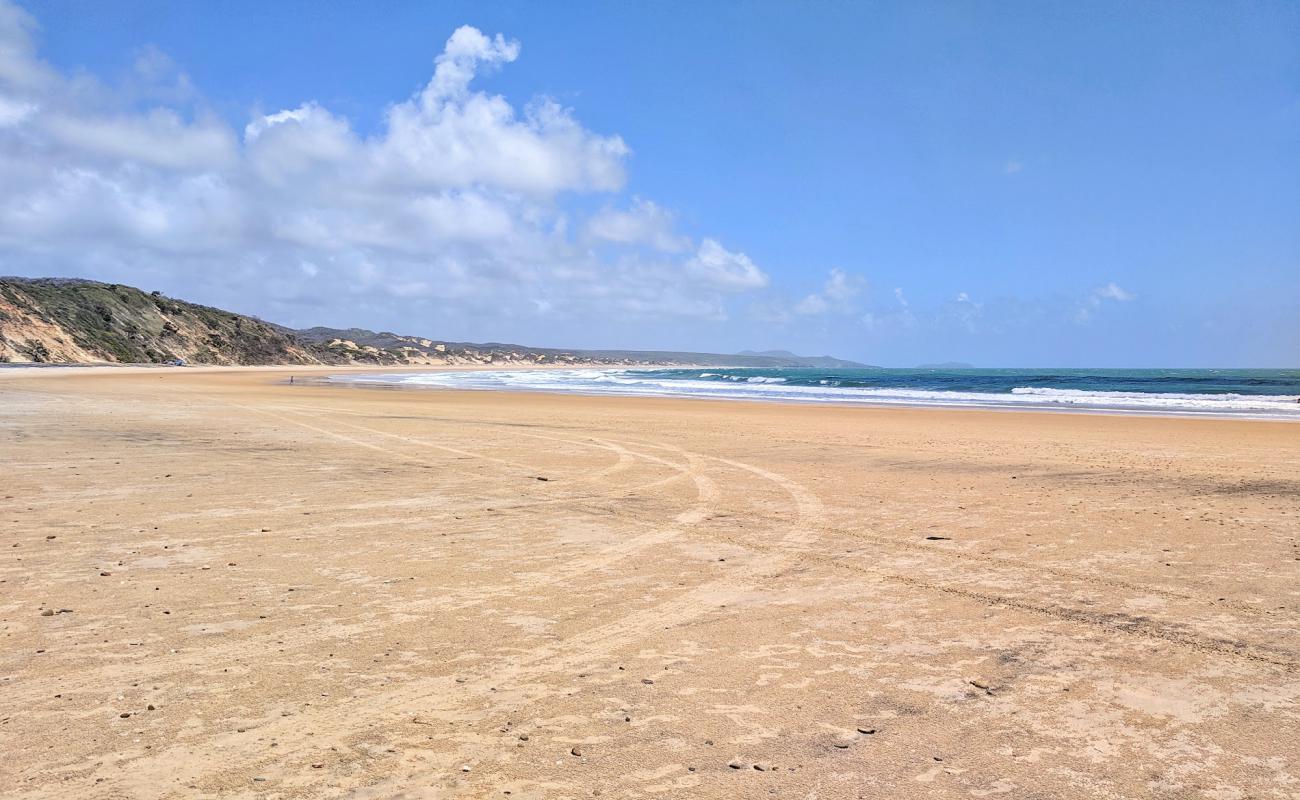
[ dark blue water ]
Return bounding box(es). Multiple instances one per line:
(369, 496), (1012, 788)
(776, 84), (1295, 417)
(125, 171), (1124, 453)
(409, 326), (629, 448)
(647, 367), (1300, 396)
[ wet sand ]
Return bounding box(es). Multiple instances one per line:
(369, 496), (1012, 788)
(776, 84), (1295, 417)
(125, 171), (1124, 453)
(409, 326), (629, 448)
(2, 367), (1298, 799)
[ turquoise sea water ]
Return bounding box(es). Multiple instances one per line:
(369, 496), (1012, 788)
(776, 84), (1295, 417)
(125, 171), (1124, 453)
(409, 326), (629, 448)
(333, 367), (1300, 419)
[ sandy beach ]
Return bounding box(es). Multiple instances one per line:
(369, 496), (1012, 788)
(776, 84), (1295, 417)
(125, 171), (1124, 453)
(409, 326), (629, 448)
(2, 367), (1298, 799)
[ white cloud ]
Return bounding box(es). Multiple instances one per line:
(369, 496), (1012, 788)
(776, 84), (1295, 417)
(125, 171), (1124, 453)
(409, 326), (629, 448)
(0, 5), (769, 328)
(1003, 159), (1024, 175)
(795, 268), (864, 315)
(1094, 282), (1134, 302)
(585, 198), (689, 252)
(1075, 281), (1135, 322)
(0, 93), (34, 126)
(794, 293), (829, 315)
(0, 0), (55, 93)
(41, 109), (237, 170)
(686, 239), (768, 290)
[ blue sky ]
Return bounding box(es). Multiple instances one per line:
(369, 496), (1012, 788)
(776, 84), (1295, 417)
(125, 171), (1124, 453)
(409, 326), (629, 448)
(3, 0), (1297, 365)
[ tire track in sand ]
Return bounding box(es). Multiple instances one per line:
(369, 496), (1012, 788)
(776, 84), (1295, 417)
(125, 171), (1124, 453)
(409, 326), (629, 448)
(95, 416), (820, 798)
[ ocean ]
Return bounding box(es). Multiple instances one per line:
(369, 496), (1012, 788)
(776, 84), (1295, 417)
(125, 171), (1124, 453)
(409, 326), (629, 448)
(331, 367), (1300, 419)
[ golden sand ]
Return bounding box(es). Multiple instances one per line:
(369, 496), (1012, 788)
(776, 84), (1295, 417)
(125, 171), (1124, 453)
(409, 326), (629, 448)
(2, 367), (1298, 798)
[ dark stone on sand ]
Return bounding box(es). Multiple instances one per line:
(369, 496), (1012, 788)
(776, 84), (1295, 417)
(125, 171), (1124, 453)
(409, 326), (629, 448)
(924, 536), (950, 541)
(728, 760), (746, 769)
(570, 746), (583, 757)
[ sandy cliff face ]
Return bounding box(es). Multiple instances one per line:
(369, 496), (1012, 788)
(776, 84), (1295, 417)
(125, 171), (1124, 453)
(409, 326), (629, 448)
(0, 278), (323, 365)
(0, 279), (622, 367)
(0, 279), (606, 367)
(0, 289), (102, 363)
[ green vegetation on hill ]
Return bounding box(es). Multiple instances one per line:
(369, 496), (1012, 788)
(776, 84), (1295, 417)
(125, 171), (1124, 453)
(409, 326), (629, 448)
(0, 278), (319, 365)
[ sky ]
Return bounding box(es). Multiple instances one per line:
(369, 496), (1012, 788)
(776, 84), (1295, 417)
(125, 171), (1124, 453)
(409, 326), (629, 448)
(1, 0), (1297, 366)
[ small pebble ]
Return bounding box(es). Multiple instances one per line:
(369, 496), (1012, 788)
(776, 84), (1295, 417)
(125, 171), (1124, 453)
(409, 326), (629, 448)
(570, 746), (583, 757)
(728, 760), (747, 769)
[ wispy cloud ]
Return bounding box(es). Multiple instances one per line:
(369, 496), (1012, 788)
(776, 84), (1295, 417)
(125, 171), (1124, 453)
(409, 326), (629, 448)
(793, 268), (865, 315)
(1075, 281), (1135, 322)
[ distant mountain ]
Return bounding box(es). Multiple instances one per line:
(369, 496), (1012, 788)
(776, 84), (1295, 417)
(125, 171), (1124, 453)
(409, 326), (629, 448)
(735, 350), (874, 368)
(0, 277), (866, 369)
(916, 361), (975, 369)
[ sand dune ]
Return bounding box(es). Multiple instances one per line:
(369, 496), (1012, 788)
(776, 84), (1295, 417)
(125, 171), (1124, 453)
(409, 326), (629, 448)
(2, 368), (1298, 798)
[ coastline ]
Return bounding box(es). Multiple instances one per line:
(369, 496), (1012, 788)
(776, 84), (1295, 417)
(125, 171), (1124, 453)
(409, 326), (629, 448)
(5, 362), (1295, 422)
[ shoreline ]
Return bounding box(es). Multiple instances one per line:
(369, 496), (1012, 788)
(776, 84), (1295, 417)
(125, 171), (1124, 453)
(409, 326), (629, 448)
(322, 372), (1300, 422)
(4, 362), (1296, 422)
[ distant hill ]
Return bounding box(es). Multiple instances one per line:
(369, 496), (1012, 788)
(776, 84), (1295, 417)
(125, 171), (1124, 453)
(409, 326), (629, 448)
(735, 349), (874, 368)
(294, 327), (874, 368)
(0, 277), (866, 369)
(0, 278), (319, 366)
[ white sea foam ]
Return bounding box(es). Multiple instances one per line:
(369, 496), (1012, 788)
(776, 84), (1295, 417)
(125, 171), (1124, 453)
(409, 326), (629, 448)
(331, 370), (1300, 419)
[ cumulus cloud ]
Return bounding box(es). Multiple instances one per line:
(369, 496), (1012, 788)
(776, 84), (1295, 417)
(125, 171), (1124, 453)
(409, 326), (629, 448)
(0, 4), (768, 331)
(686, 239), (768, 290)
